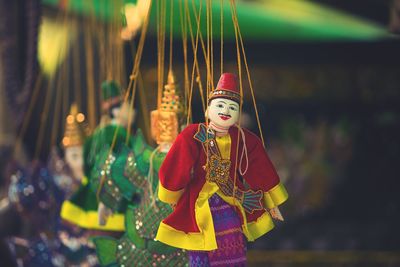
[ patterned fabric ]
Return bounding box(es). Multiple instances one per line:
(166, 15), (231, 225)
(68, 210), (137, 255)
(189, 194), (247, 267)
(115, 235), (187, 267)
(94, 206), (187, 267)
(202, 133), (264, 214)
(125, 151), (147, 189)
(134, 194), (173, 239)
(189, 253), (210, 267)
(116, 236), (148, 266)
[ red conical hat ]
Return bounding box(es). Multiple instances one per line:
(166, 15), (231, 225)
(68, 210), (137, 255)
(209, 73), (241, 103)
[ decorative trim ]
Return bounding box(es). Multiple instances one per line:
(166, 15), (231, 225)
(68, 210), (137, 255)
(157, 182), (185, 205)
(247, 211), (275, 241)
(193, 123), (214, 143)
(156, 222), (216, 251)
(60, 200), (125, 231)
(263, 182), (289, 209)
(209, 89), (241, 102)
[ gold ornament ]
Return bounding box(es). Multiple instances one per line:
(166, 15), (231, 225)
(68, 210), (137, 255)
(62, 103), (89, 148)
(151, 70), (183, 149)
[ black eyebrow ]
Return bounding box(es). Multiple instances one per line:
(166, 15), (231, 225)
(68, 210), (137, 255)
(229, 103), (239, 107)
(216, 100), (227, 104)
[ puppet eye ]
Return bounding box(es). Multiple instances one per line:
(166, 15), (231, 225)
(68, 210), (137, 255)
(216, 104), (224, 108)
(229, 106), (238, 111)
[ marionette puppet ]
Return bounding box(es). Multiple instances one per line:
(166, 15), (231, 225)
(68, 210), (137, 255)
(92, 71), (187, 267)
(48, 104), (99, 266)
(48, 103), (89, 199)
(62, 104), (87, 183)
(87, 80), (164, 228)
(156, 73), (288, 266)
(61, 81), (133, 231)
(5, 105), (96, 266)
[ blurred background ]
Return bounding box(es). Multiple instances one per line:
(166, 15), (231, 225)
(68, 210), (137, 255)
(0, 0), (400, 266)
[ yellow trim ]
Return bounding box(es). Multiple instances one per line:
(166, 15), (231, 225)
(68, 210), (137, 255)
(194, 182), (219, 250)
(158, 182), (185, 205)
(156, 181), (219, 251)
(60, 200), (125, 231)
(247, 211), (275, 240)
(263, 182), (289, 209)
(156, 222), (216, 251)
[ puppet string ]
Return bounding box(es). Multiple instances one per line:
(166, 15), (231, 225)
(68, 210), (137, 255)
(147, 145), (160, 211)
(238, 126), (248, 176)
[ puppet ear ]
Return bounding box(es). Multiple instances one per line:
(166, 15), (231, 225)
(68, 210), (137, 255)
(204, 108), (208, 119)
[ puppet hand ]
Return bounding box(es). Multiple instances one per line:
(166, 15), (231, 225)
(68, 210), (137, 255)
(98, 202), (113, 226)
(269, 207), (284, 221)
(170, 203), (177, 210)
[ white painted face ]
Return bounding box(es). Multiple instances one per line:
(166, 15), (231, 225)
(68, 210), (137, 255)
(207, 98), (240, 128)
(64, 146), (84, 179)
(112, 102), (136, 128)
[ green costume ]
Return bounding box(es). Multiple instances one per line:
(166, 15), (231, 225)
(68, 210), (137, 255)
(88, 129), (153, 213)
(92, 149), (187, 267)
(60, 80), (149, 231)
(60, 125), (153, 231)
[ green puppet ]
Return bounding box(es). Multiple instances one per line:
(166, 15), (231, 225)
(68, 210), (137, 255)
(61, 80), (152, 232)
(92, 71), (188, 266)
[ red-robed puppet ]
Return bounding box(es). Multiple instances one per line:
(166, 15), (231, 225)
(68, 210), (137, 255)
(156, 73), (288, 266)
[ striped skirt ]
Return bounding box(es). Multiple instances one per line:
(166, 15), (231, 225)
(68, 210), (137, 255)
(189, 194), (247, 267)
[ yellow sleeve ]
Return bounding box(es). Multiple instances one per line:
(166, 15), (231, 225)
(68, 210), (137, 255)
(158, 182), (185, 205)
(263, 182), (288, 209)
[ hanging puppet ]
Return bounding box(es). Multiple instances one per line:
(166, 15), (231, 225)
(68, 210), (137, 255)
(92, 70), (187, 267)
(48, 103), (89, 198)
(87, 79), (164, 228)
(156, 73), (288, 266)
(49, 104), (98, 266)
(61, 80), (132, 231)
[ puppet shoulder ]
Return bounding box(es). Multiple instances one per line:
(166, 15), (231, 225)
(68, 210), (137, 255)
(238, 127), (263, 145)
(179, 123), (201, 139)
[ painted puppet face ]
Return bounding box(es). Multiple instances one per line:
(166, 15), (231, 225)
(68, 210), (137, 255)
(64, 146), (84, 179)
(112, 101), (136, 128)
(207, 98), (240, 128)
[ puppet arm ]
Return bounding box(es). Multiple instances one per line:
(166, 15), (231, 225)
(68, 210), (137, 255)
(158, 127), (198, 205)
(240, 130), (288, 213)
(98, 202), (113, 226)
(269, 206), (284, 221)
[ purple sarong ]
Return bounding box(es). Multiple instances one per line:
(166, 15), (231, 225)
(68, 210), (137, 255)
(189, 194), (247, 267)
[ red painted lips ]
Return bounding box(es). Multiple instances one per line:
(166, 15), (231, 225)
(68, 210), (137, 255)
(218, 113), (231, 121)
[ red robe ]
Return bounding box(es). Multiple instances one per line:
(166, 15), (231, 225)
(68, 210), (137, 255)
(156, 123), (288, 251)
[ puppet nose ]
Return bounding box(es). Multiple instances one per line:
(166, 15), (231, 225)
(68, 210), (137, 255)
(223, 105), (229, 114)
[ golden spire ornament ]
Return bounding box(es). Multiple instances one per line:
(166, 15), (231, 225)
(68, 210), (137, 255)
(160, 70), (184, 114)
(151, 70), (183, 152)
(62, 103), (89, 148)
